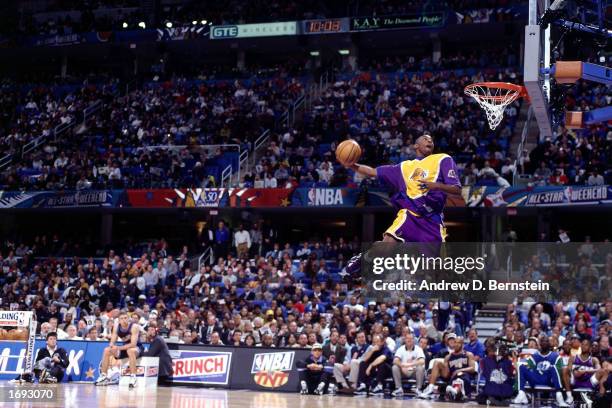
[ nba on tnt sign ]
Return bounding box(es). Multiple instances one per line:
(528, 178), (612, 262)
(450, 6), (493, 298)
(250, 351), (294, 388)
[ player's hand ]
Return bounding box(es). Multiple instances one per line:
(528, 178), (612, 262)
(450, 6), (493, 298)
(365, 366), (371, 376)
(419, 181), (439, 191)
(52, 356), (60, 363)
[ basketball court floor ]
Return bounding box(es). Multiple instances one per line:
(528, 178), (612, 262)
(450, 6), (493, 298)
(0, 383), (479, 408)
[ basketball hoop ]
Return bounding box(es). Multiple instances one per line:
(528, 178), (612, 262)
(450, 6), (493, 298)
(464, 82), (527, 130)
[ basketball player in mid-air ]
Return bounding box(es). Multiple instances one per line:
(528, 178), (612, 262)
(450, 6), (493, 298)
(344, 134), (462, 272)
(95, 313), (144, 386)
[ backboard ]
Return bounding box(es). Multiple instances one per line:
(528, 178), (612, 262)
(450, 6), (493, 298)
(524, 0), (554, 139)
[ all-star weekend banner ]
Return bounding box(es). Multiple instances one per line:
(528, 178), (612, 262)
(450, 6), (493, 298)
(0, 186), (610, 208)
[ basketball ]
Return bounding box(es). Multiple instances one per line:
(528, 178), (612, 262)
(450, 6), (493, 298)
(335, 139), (361, 165)
(0, 329), (7, 341)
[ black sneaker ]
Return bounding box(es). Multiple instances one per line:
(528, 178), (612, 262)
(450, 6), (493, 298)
(355, 383), (367, 395)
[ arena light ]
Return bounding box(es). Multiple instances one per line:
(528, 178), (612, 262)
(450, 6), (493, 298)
(138, 21), (146, 29)
(165, 22), (173, 28)
(309, 51), (320, 56)
(192, 20), (198, 25)
(201, 20), (207, 25)
(122, 22), (128, 28)
(338, 49), (350, 55)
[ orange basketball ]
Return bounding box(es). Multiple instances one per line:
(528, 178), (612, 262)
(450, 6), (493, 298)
(335, 139), (361, 165)
(0, 329), (7, 341)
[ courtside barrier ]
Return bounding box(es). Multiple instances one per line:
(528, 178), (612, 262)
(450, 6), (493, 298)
(0, 339), (310, 391)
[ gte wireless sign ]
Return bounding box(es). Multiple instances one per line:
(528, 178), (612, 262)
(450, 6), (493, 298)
(211, 22), (297, 39)
(211, 26), (238, 39)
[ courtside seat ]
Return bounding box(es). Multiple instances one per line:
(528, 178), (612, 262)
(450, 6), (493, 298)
(524, 384), (555, 408)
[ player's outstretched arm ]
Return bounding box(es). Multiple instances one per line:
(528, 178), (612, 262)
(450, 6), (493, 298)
(348, 163), (377, 178)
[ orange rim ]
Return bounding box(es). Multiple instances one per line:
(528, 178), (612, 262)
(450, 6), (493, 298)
(464, 82), (528, 99)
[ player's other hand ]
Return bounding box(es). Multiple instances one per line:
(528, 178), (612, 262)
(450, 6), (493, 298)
(419, 181), (439, 191)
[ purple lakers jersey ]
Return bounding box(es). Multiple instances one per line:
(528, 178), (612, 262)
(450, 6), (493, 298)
(573, 355), (595, 388)
(376, 153), (461, 220)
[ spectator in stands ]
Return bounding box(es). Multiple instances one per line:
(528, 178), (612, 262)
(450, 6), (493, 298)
(86, 327), (100, 341)
(588, 171), (605, 186)
(322, 331), (346, 365)
(230, 330), (243, 347)
(199, 314), (222, 345)
(39, 322), (53, 338)
(534, 162), (552, 185)
(419, 337), (433, 367)
(210, 331), (224, 346)
(65, 325), (83, 340)
(465, 329), (485, 361)
(234, 224), (251, 259)
(214, 221), (230, 259)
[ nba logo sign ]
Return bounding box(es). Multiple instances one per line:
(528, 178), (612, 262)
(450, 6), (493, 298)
(251, 352), (294, 388)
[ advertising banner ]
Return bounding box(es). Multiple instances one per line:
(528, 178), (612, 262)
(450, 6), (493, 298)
(228, 188), (293, 207)
(230, 348), (310, 391)
(464, 185), (612, 207)
(31, 33), (82, 47)
(0, 340), (99, 382)
(0, 190), (120, 209)
(168, 349), (232, 386)
(300, 18), (350, 35)
(291, 187), (361, 207)
(455, 5), (528, 24)
(26, 29), (156, 47)
(0, 340), (312, 390)
(210, 22), (297, 39)
(125, 188), (227, 208)
(0, 186), (610, 209)
(157, 26), (209, 41)
(351, 12), (446, 32)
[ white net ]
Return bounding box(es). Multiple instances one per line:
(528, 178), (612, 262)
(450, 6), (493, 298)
(464, 84), (521, 130)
